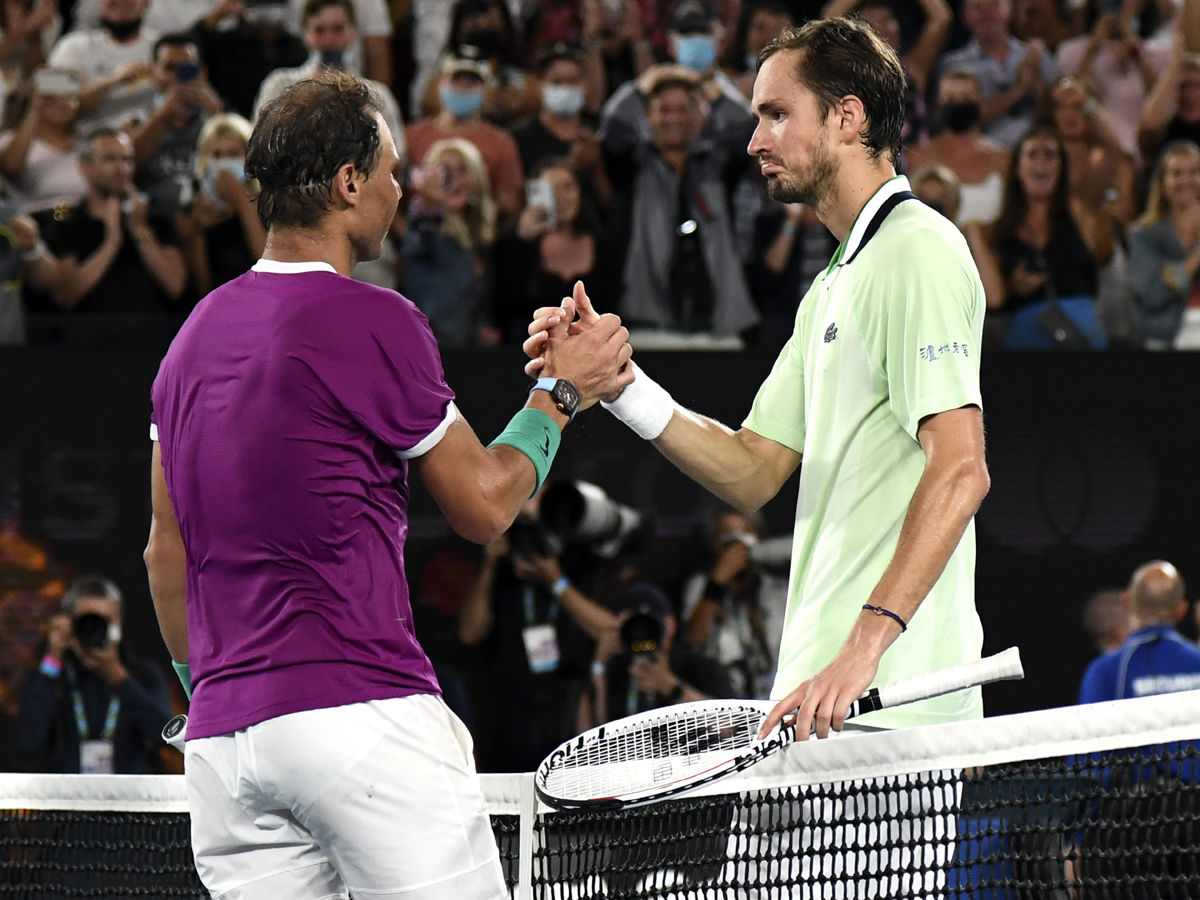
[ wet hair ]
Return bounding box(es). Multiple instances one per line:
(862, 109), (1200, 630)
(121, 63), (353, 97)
(245, 71), (382, 230)
(760, 17), (905, 165)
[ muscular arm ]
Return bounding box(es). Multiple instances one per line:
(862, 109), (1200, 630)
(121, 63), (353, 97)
(145, 441), (189, 663)
(760, 405), (989, 739)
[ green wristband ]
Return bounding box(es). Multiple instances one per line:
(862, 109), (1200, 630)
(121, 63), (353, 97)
(489, 408), (561, 495)
(171, 660), (192, 699)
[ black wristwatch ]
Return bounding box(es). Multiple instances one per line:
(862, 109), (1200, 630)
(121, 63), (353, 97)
(530, 377), (580, 421)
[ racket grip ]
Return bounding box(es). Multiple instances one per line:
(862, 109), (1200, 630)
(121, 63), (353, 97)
(875, 647), (1024, 709)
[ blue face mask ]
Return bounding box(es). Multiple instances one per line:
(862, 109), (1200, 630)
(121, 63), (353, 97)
(439, 86), (484, 119)
(675, 34), (717, 72)
(542, 83), (585, 117)
(209, 158), (245, 182)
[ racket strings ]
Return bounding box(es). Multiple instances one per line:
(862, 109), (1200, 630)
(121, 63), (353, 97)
(544, 706), (768, 800)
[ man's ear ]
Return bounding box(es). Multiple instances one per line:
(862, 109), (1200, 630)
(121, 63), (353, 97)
(333, 163), (360, 206)
(836, 94), (868, 146)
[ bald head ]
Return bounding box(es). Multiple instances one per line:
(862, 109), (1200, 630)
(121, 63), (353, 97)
(1127, 561), (1187, 626)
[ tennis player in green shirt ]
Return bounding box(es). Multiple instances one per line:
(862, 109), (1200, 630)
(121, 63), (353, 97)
(525, 17), (990, 741)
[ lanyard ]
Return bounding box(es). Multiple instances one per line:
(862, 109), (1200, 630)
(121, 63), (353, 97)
(66, 664), (120, 742)
(522, 585), (558, 627)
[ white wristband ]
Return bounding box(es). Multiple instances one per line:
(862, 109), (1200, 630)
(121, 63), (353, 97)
(600, 362), (676, 440)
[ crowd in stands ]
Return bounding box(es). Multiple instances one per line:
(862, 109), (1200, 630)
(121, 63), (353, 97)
(7, 0), (1200, 348)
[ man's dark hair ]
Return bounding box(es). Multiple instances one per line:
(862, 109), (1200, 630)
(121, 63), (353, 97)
(246, 72), (382, 230)
(759, 18), (905, 165)
(301, 0), (356, 27)
(79, 126), (128, 160)
(153, 33), (197, 62)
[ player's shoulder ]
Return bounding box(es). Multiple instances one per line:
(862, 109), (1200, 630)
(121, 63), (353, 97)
(876, 201), (974, 270)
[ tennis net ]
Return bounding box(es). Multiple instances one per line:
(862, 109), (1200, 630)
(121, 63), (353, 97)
(1, 689), (1198, 898)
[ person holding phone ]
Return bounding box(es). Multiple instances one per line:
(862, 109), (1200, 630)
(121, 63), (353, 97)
(492, 159), (615, 344)
(0, 67), (87, 212)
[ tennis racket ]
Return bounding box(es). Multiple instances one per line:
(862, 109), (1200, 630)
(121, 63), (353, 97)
(535, 646), (1023, 811)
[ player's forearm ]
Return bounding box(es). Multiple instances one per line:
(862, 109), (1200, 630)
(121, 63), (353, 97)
(558, 584), (620, 642)
(864, 450), (989, 628)
(146, 523), (189, 662)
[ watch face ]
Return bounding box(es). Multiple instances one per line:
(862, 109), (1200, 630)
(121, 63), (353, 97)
(553, 380), (580, 414)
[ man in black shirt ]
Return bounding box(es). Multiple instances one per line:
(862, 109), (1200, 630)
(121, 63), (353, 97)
(28, 126), (186, 347)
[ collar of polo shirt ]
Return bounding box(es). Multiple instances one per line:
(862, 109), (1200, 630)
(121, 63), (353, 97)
(828, 175), (912, 272)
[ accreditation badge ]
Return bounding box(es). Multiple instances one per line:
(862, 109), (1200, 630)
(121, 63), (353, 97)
(80, 739), (115, 774)
(522, 624), (560, 673)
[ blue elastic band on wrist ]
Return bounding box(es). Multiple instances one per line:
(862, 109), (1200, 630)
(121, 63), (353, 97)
(862, 604), (908, 632)
(171, 660), (192, 699)
(488, 408), (561, 496)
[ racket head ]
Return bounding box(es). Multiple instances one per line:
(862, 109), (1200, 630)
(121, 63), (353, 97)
(535, 699), (794, 811)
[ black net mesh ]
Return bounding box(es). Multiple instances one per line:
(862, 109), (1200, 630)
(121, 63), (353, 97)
(0, 742), (1196, 898)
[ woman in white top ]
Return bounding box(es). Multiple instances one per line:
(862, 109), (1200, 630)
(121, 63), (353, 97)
(906, 68), (1010, 227)
(0, 67), (87, 211)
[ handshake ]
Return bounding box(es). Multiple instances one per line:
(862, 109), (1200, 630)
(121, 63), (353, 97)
(523, 281), (676, 440)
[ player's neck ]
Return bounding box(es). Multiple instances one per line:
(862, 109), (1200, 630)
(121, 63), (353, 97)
(820, 161), (896, 243)
(261, 226), (356, 276)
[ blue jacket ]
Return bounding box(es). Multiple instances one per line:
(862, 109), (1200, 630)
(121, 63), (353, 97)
(1079, 624), (1200, 704)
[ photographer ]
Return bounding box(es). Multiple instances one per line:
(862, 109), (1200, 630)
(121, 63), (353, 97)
(583, 582), (733, 730)
(682, 506), (788, 698)
(16, 576), (173, 774)
(458, 507), (619, 771)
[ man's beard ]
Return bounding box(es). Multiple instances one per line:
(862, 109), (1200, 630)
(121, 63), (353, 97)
(765, 139), (838, 209)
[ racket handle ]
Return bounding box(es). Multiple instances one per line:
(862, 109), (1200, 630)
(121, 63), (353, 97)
(876, 647), (1024, 709)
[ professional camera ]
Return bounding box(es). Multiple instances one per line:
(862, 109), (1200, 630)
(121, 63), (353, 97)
(507, 515), (553, 560)
(540, 481), (646, 559)
(72, 613), (114, 650)
(620, 612), (664, 658)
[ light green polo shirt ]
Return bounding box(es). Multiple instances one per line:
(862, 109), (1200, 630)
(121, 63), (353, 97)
(744, 176), (985, 728)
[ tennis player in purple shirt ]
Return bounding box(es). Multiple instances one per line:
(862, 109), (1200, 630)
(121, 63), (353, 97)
(144, 71), (632, 900)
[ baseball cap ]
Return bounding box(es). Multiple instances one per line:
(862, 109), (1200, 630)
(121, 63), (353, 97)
(440, 44), (493, 81)
(536, 41), (585, 72)
(670, 0), (718, 34)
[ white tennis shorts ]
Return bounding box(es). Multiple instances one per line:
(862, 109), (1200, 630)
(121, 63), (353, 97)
(184, 693), (507, 900)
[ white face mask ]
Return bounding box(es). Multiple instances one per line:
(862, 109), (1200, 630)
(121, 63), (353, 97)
(107, 622), (122, 645)
(541, 83), (585, 117)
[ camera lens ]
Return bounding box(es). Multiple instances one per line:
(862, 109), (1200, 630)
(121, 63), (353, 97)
(72, 613), (110, 650)
(620, 612), (664, 656)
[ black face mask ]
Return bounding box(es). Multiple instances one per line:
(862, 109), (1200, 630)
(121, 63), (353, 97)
(319, 48), (345, 68)
(940, 101), (981, 134)
(101, 16), (142, 40)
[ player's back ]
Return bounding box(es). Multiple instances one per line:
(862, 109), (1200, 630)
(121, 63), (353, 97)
(151, 265), (453, 738)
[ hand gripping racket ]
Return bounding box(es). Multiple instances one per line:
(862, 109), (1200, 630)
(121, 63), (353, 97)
(535, 647), (1023, 811)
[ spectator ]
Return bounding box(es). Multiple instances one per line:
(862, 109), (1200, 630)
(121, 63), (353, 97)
(46, 0), (158, 132)
(177, 112), (264, 297)
(1127, 139), (1200, 348)
(400, 137), (496, 347)
(1079, 561), (1200, 702)
(940, 0), (1056, 149)
(0, 0), (59, 90)
(906, 70), (1010, 227)
(253, 0), (405, 167)
(0, 68), (87, 212)
(29, 126), (186, 346)
(493, 158), (616, 344)
(681, 507), (787, 699)
(972, 126), (1113, 346)
(190, 0), (308, 120)
(457, 507), (619, 772)
(721, 0), (792, 100)
(582, 582), (734, 729)
(405, 46), (524, 217)
(911, 162), (963, 221)
(418, 0), (538, 124)
(588, 0), (657, 100)
(285, 0), (393, 86)
(603, 70), (759, 339)
(602, 0), (754, 163)
(1137, 42), (1200, 163)
(509, 41), (610, 209)
(72, 0), (212, 38)
(822, 0), (954, 149)
(1049, 76), (1139, 227)
(131, 34), (225, 219)
(1056, 10), (1168, 159)
(1082, 587), (1132, 656)
(15, 576), (172, 774)
(1, 208), (65, 343)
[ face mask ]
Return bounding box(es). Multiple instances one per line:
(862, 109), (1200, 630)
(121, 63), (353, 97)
(101, 17), (142, 40)
(674, 34), (717, 72)
(210, 158), (245, 181)
(542, 83), (585, 117)
(440, 85), (484, 119)
(941, 101), (981, 134)
(319, 48), (345, 68)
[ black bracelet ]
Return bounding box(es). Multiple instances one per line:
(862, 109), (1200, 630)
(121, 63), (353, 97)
(862, 603), (908, 632)
(703, 578), (733, 602)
